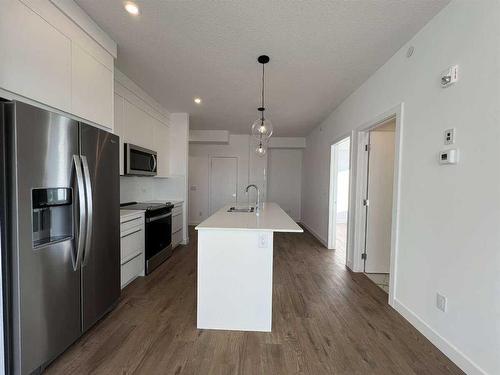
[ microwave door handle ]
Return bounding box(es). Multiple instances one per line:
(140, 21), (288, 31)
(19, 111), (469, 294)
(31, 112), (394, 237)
(73, 155), (86, 271)
(81, 155), (93, 266)
(152, 155), (157, 172)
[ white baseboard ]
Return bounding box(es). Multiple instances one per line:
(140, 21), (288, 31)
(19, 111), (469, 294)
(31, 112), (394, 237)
(299, 221), (328, 248)
(393, 299), (487, 375)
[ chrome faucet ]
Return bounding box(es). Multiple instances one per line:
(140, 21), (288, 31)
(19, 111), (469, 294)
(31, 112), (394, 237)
(245, 184), (260, 214)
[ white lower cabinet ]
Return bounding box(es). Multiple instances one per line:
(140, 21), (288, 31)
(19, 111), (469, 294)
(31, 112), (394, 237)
(120, 211), (145, 288)
(121, 253), (144, 289)
(172, 202), (184, 249)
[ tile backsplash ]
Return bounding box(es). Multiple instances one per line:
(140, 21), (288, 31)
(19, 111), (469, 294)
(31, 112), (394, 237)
(120, 175), (186, 203)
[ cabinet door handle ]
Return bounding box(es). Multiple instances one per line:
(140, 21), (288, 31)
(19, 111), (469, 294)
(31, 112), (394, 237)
(121, 228), (142, 238)
(121, 217), (142, 224)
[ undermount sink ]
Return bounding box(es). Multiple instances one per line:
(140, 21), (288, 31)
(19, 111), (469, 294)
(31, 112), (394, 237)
(227, 206), (255, 213)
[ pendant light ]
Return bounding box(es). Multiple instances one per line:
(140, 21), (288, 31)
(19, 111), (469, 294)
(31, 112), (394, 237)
(251, 55), (273, 156)
(255, 141), (267, 156)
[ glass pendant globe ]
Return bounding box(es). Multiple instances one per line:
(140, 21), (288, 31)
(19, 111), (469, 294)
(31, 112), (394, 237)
(251, 117), (273, 140)
(255, 142), (267, 157)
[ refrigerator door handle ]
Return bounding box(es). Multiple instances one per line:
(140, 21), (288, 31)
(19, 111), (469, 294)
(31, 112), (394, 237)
(73, 155), (86, 270)
(81, 155), (93, 266)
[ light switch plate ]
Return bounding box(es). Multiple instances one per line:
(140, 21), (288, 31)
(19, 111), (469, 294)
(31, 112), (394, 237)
(444, 128), (455, 145)
(436, 293), (447, 312)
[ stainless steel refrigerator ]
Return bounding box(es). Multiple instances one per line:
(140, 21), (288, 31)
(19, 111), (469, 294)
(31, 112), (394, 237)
(0, 100), (120, 374)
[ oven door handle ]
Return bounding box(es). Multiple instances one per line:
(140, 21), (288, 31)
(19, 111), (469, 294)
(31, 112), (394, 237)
(146, 212), (172, 223)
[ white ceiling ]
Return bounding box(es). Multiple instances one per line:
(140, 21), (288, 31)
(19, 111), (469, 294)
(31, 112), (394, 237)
(76, 0), (449, 136)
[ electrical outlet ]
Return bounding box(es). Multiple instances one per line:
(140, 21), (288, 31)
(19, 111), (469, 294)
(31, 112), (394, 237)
(436, 293), (447, 312)
(258, 233), (268, 248)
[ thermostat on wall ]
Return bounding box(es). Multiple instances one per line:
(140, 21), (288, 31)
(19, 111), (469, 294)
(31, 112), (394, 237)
(439, 149), (459, 165)
(441, 65), (458, 87)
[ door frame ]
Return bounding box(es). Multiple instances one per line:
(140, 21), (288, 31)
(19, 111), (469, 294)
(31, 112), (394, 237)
(352, 103), (404, 306)
(208, 156), (239, 215)
(328, 136), (351, 255)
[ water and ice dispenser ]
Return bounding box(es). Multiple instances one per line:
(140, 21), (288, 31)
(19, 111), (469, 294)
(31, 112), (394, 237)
(32, 188), (73, 248)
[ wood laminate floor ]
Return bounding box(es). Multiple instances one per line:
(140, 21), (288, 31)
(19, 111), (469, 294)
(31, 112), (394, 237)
(46, 227), (464, 375)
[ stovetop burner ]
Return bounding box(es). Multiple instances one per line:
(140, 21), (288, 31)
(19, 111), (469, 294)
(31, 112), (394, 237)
(120, 201), (173, 211)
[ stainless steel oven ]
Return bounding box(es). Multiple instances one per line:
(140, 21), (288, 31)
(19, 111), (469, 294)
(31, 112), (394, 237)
(124, 143), (157, 176)
(145, 206), (172, 274)
(120, 201), (174, 274)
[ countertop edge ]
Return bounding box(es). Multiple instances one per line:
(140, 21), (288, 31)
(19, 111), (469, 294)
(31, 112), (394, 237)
(195, 227), (303, 233)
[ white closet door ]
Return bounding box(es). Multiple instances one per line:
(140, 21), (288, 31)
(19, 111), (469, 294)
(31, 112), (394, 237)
(365, 130), (395, 273)
(210, 157), (237, 215)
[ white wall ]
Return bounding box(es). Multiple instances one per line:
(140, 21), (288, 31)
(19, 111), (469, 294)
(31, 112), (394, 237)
(188, 134), (268, 224)
(267, 149), (302, 221)
(120, 175), (185, 203)
(301, 2), (499, 374)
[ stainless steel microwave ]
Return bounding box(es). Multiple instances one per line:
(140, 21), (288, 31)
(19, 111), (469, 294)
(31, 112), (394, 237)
(124, 143), (157, 176)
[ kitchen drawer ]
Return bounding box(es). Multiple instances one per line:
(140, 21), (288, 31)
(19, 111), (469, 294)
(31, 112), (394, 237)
(120, 215), (144, 232)
(120, 226), (144, 264)
(172, 213), (183, 233)
(172, 229), (183, 248)
(121, 253), (143, 289)
(172, 205), (182, 216)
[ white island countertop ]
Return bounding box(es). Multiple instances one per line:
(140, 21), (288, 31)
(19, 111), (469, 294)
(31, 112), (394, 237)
(195, 202), (303, 232)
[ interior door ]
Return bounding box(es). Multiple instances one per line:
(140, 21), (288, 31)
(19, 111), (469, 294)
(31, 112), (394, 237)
(80, 124), (120, 331)
(210, 157), (237, 215)
(364, 130), (395, 273)
(328, 144), (339, 249)
(9, 102), (81, 374)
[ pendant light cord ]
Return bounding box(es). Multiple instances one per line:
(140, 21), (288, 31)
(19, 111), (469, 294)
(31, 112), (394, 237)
(261, 63), (265, 121)
(262, 63), (265, 109)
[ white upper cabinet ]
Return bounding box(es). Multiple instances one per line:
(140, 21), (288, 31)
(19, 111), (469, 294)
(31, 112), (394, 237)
(0, 0), (72, 111)
(71, 43), (113, 129)
(0, 0), (116, 130)
(114, 72), (171, 177)
(123, 99), (155, 150)
(154, 120), (170, 178)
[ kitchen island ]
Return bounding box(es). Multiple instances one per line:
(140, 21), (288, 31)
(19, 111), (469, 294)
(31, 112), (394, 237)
(195, 202), (302, 332)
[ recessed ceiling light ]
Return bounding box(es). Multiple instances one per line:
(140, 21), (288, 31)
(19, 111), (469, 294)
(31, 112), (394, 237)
(124, 2), (140, 15)
(194, 97), (202, 104)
